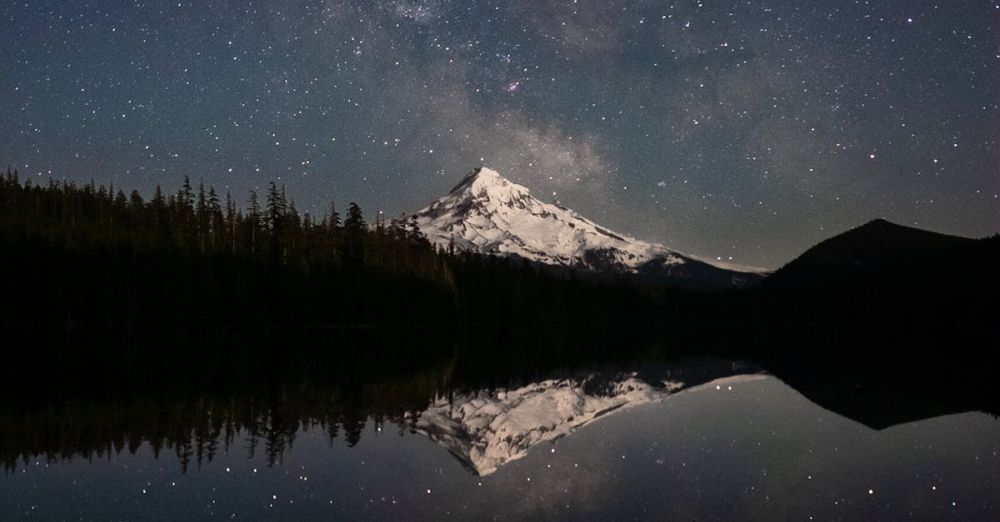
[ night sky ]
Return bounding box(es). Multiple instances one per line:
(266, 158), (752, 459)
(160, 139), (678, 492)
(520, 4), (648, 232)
(2, 1), (997, 268)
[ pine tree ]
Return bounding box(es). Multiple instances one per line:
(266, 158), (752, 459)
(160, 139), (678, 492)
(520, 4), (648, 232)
(152, 185), (165, 229)
(207, 187), (221, 249)
(179, 176), (193, 209)
(344, 202), (365, 233)
(196, 180), (208, 251)
(328, 201), (341, 229)
(225, 191), (237, 253)
(265, 182), (287, 262)
(266, 182), (286, 232)
(179, 176), (194, 243)
(344, 202), (365, 264)
(325, 200), (341, 261)
(247, 190), (261, 255)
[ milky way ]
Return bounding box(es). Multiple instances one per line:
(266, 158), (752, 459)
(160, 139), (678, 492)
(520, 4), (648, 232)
(2, 1), (997, 267)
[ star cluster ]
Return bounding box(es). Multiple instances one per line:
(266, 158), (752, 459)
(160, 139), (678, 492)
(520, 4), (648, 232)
(1, 1), (997, 267)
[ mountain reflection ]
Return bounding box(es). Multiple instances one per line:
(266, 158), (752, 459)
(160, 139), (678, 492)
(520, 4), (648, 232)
(409, 362), (764, 475)
(2, 347), (994, 477)
(5, 365), (998, 521)
(0, 359), (762, 474)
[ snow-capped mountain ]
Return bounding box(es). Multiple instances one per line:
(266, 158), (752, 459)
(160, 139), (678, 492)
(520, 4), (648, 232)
(412, 167), (766, 286)
(408, 362), (766, 475)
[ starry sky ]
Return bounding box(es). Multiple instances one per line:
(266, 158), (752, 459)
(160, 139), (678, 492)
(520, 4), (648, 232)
(2, 1), (997, 268)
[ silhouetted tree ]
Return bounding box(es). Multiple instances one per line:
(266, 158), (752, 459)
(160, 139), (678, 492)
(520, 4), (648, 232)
(266, 182), (287, 262)
(247, 190), (261, 254)
(344, 202), (365, 264)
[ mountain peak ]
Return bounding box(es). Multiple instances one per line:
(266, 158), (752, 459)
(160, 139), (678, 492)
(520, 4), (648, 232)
(848, 218), (968, 244)
(858, 217), (899, 230)
(448, 167), (529, 199)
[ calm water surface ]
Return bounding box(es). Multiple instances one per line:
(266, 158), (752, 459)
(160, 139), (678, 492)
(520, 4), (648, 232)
(2, 364), (998, 520)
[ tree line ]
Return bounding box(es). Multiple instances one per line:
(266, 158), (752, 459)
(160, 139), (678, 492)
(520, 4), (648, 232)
(0, 168), (464, 330)
(0, 169), (449, 280)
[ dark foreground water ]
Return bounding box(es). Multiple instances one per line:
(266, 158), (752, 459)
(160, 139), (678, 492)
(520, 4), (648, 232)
(1, 360), (998, 521)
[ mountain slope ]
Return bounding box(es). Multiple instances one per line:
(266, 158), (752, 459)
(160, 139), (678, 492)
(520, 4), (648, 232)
(412, 167), (765, 287)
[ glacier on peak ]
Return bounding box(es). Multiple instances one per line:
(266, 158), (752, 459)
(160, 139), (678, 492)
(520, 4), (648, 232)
(411, 167), (766, 285)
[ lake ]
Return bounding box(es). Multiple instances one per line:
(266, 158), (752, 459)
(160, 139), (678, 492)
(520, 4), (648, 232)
(1, 358), (997, 520)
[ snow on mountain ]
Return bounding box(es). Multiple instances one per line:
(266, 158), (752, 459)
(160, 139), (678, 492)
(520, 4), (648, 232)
(407, 364), (766, 476)
(411, 167), (766, 282)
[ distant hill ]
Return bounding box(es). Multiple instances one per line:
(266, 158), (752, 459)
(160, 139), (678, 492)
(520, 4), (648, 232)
(752, 218), (999, 376)
(764, 218), (983, 290)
